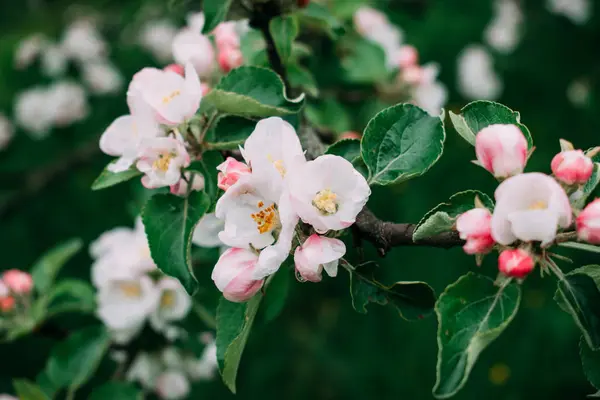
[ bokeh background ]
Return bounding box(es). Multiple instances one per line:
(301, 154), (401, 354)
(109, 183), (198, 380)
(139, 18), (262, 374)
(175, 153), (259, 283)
(1, 0), (599, 398)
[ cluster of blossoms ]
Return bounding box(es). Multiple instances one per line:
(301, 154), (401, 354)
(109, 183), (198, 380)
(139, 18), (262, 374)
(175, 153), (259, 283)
(353, 6), (447, 116)
(455, 123), (599, 278)
(211, 117), (371, 301)
(0, 270), (33, 315)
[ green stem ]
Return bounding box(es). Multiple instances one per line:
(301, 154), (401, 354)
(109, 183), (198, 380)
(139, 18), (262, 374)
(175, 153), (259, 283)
(193, 303), (217, 329)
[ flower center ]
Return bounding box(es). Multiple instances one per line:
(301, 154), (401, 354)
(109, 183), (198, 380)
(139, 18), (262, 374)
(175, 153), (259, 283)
(162, 90), (181, 104)
(120, 282), (142, 298)
(267, 155), (286, 176)
(153, 153), (173, 172)
(528, 200), (548, 210)
(250, 202), (279, 234)
(160, 291), (175, 308)
(312, 189), (338, 215)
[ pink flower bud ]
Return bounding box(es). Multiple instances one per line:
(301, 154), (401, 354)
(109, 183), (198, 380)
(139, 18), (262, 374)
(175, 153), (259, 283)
(217, 48), (243, 73)
(211, 248), (264, 302)
(401, 65), (423, 85)
(396, 45), (419, 69)
(475, 124), (528, 178)
(163, 63), (185, 76)
(213, 22), (240, 50)
(200, 83), (211, 96)
(339, 131), (361, 140)
(217, 157), (251, 191)
(456, 208), (495, 254)
(498, 248), (535, 278)
(0, 296), (15, 312)
(551, 149), (594, 185)
(577, 198), (600, 244)
(294, 234), (346, 282)
(2, 270), (33, 294)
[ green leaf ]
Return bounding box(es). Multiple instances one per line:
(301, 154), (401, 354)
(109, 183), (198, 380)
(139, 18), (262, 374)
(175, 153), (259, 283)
(203, 66), (305, 118)
(287, 63), (318, 97)
(261, 267), (291, 322)
(202, 0), (233, 34)
(89, 382), (144, 400)
(45, 279), (96, 317)
(361, 103), (446, 186)
(240, 29), (268, 66)
(349, 262), (436, 320)
(306, 98), (352, 134)
(559, 242), (600, 254)
(571, 163), (600, 209)
(13, 379), (50, 400)
(269, 15), (298, 64)
(449, 101), (533, 148)
(581, 336), (600, 393)
(187, 151), (224, 210)
(413, 190), (494, 241)
(299, 2), (345, 38)
(216, 294), (262, 393)
(554, 265), (600, 351)
(205, 115), (256, 150)
(342, 37), (388, 84)
(91, 162), (142, 191)
(325, 139), (361, 163)
(433, 273), (521, 399)
(35, 371), (58, 399)
(46, 325), (111, 391)
(30, 238), (82, 294)
(142, 191), (211, 294)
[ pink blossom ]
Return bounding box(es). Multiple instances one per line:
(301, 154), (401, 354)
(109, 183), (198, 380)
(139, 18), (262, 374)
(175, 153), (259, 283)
(164, 64), (185, 76)
(213, 22), (240, 50)
(217, 48), (243, 73)
(577, 199), (600, 244)
(475, 124), (528, 178)
(498, 248), (535, 278)
(456, 208), (495, 254)
(212, 248), (264, 302)
(137, 137), (191, 189)
(339, 131), (361, 140)
(216, 157), (251, 191)
(294, 234), (346, 282)
(401, 65), (423, 85)
(551, 149), (594, 185)
(396, 45), (419, 69)
(2, 270), (33, 294)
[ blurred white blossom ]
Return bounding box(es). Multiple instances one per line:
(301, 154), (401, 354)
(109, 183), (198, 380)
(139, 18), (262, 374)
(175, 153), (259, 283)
(567, 79), (590, 106)
(46, 81), (89, 127)
(0, 114), (14, 151)
(139, 19), (178, 62)
(82, 61), (124, 94)
(484, 0), (523, 53)
(546, 0), (591, 24)
(412, 63), (448, 116)
(14, 87), (55, 138)
(40, 44), (69, 77)
(14, 34), (48, 69)
(457, 44), (503, 100)
(61, 20), (107, 62)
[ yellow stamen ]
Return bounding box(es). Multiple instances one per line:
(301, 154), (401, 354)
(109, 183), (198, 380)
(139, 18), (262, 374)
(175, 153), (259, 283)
(161, 291), (175, 308)
(312, 189), (338, 215)
(250, 203), (279, 234)
(267, 155), (286, 176)
(528, 200), (548, 210)
(162, 90), (181, 104)
(153, 153), (173, 172)
(120, 282), (142, 298)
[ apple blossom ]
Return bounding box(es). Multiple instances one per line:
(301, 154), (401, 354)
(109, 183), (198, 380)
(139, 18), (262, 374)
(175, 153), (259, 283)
(484, 0), (523, 53)
(164, 63), (185, 76)
(217, 157), (251, 191)
(546, 0), (591, 25)
(40, 44), (68, 77)
(287, 154), (370, 234)
(171, 29), (215, 79)
(127, 352), (162, 390)
(567, 79), (590, 106)
(294, 234), (346, 282)
(170, 172), (205, 196)
(498, 248), (535, 278)
(412, 63), (448, 116)
(551, 149), (594, 185)
(217, 47), (244, 73)
(186, 338), (218, 380)
(353, 7), (388, 37)
(139, 19), (178, 62)
(212, 248), (264, 302)
(187, 12), (206, 33)
(577, 199), (600, 244)
(97, 275), (160, 344)
(0, 281), (14, 312)
(156, 370), (190, 400)
(0, 113), (13, 151)
(0, 395), (17, 400)
(491, 173), (572, 245)
(401, 65), (423, 85)
(47, 80), (89, 127)
(213, 22), (241, 50)
(136, 137), (191, 189)
(395, 45), (419, 68)
(192, 213), (225, 248)
(457, 45), (503, 101)
(2, 270), (33, 294)
(456, 208), (495, 254)
(150, 277), (192, 333)
(61, 20), (107, 62)
(128, 63), (202, 125)
(475, 124), (528, 178)
(13, 87), (55, 138)
(82, 61), (124, 95)
(14, 34), (48, 69)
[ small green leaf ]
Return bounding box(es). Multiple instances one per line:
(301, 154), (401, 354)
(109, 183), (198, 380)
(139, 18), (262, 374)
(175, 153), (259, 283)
(30, 238), (82, 294)
(342, 37), (388, 84)
(13, 379), (50, 400)
(261, 267), (291, 322)
(433, 273), (521, 399)
(413, 190), (494, 241)
(299, 2), (345, 38)
(450, 101), (533, 148)
(361, 103), (446, 186)
(89, 382), (144, 400)
(203, 66), (305, 118)
(269, 15), (298, 64)
(325, 139), (361, 163)
(581, 336), (600, 393)
(571, 163), (600, 209)
(91, 162), (142, 191)
(559, 242), (600, 254)
(554, 265), (600, 350)
(45, 279), (96, 317)
(205, 115), (256, 150)
(35, 370), (58, 399)
(187, 151), (224, 210)
(287, 63), (318, 97)
(202, 0), (233, 34)
(46, 325), (111, 391)
(349, 262), (436, 320)
(306, 98), (352, 134)
(142, 191), (211, 294)
(216, 294), (262, 393)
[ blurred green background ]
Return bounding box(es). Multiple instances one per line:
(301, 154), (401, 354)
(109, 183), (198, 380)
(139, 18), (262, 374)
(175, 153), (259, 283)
(1, 0), (599, 398)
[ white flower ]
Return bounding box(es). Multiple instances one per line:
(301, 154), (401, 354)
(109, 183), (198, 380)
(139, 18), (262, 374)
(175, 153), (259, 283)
(457, 45), (502, 100)
(97, 275), (160, 344)
(287, 154), (370, 234)
(412, 63), (448, 116)
(127, 352), (162, 390)
(14, 34), (48, 69)
(567, 79), (590, 107)
(546, 0), (591, 24)
(136, 137), (191, 189)
(128, 63), (202, 126)
(187, 12), (206, 33)
(172, 29), (215, 79)
(354, 7), (389, 37)
(294, 234), (346, 282)
(139, 20), (178, 62)
(40, 44), (68, 77)
(155, 370), (190, 400)
(61, 20), (107, 62)
(491, 173), (572, 245)
(192, 213), (225, 248)
(82, 62), (124, 95)
(0, 114), (14, 151)
(14, 87), (54, 138)
(185, 340), (218, 380)
(46, 80), (89, 127)
(150, 277), (192, 333)
(353, 7), (404, 69)
(484, 0), (523, 53)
